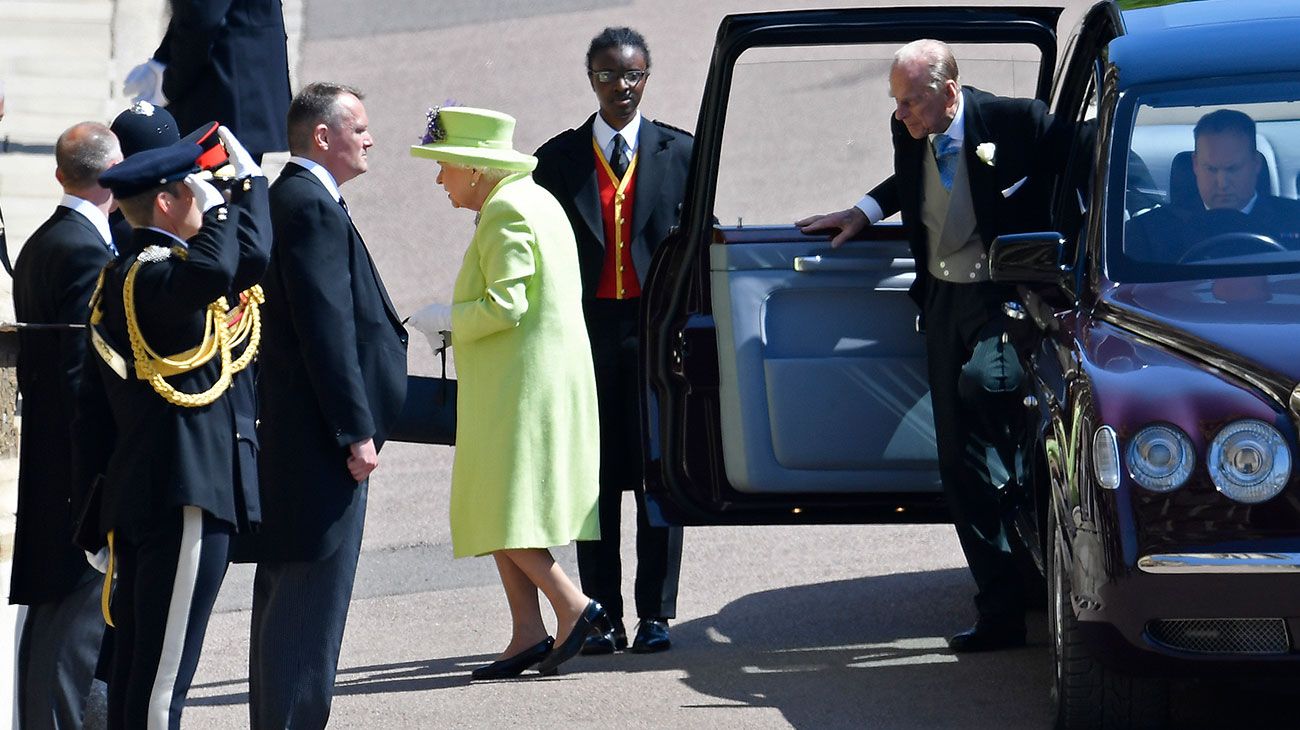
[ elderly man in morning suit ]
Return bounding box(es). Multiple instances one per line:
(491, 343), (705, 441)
(800, 39), (1069, 652)
(10, 121), (120, 730)
(249, 82), (408, 729)
(532, 26), (692, 656)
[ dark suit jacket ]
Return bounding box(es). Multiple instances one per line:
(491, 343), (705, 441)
(253, 163), (408, 561)
(10, 205), (112, 604)
(1126, 195), (1300, 263)
(77, 180), (269, 540)
(532, 114), (693, 305)
(155, 0), (290, 158)
(869, 87), (1064, 311)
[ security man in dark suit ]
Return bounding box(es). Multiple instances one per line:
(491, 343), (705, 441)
(10, 120), (121, 730)
(249, 82), (407, 730)
(78, 127), (270, 728)
(1127, 109), (1300, 263)
(124, 0), (291, 160)
(533, 26), (691, 655)
(800, 39), (1068, 652)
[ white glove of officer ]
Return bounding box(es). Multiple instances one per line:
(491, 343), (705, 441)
(184, 173), (225, 213)
(85, 547), (110, 574)
(123, 58), (168, 106)
(406, 302), (453, 352)
(217, 125), (262, 179)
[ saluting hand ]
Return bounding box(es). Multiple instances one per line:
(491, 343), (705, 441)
(796, 207), (869, 248)
(347, 437), (379, 483)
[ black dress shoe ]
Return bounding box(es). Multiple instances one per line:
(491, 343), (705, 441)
(947, 621), (1027, 653)
(537, 600), (608, 675)
(580, 620), (627, 655)
(471, 637), (554, 680)
(630, 618), (671, 653)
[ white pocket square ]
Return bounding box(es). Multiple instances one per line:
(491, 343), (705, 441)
(1001, 176), (1028, 198)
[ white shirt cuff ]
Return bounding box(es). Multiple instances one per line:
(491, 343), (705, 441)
(855, 195), (884, 225)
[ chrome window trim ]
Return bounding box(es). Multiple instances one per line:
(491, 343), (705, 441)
(1138, 552), (1300, 574)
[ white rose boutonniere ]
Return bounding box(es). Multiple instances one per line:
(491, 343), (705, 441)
(976, 142), (996, 166)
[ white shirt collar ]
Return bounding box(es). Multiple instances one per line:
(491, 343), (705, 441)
(58, 194), (112, 247)
(592, 111), (642, 161)
(930, 90), (966, 147)
(289, 155), (342, 202)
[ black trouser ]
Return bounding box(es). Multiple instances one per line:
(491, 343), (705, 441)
(577, 299), (683, 622)
(108, 506), (230, 730)
(923, 280), (1026, 626)
(16, 568), (105, 730)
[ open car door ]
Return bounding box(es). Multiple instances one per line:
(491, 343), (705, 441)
(641, 6), (1061, 525)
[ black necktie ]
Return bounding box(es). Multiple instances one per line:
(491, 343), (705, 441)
(611, 135), (628, 180)
(338, 195), (349, 214)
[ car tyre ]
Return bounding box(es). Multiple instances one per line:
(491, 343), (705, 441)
(1048, 505), (1169, 729)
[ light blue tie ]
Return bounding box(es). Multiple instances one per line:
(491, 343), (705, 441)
(934, 133), (959, 191)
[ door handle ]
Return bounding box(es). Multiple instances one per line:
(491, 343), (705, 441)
(793, 255), (911, 273)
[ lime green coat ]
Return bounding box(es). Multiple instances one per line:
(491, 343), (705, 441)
(448, 173), (600, 558)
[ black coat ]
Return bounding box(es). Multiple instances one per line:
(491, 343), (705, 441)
(252, 163), (408, 562)
(78, 179), (270, 540)
(10, 205), (113, 604)
(1126, 194), (1300, 263)
(532, 114), (693, 305)
(155, 0), (290, 158)
(869, 87), (1065, 312)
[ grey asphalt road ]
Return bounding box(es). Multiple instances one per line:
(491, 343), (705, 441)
(178, 1), (1296, 728)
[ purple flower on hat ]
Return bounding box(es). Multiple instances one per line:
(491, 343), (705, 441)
(420, 100), (460, 145)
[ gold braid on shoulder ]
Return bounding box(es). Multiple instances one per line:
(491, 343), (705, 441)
(122, 245), (233, 407)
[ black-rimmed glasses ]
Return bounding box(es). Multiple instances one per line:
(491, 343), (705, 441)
(589, 69), (649, 85)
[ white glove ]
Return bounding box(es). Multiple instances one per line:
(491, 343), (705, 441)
(124, 58), (168, 106)
(406, 302), (453, 349)
(184, 173), (225, 213)
(85, 547), (110, 574)
(217, 125), (262, 179)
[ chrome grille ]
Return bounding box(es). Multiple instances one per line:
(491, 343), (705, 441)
(1147, 618), (1290, 655)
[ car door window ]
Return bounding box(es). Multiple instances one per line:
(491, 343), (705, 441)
(715, 42), (1047, 226)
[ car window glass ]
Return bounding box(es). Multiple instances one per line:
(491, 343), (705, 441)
(1114, 82), (1300, 283)
(712, 42), (1045, 229)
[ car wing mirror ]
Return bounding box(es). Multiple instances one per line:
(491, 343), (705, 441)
(990, 231), (1074, 308)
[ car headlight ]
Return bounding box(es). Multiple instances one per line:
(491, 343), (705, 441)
(1127, 424), (1194, 492)
(1208, 419), (1291, 504)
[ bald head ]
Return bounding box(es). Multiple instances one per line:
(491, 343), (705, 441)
(889, 39), (961, 140)
(55, 122), (122, 193)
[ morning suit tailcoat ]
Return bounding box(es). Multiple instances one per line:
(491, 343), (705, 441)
(255, 163), (408, 562)
(11, 206), (114, 605)
(870, 86), (1062, 320)
(155, 0), (290, 158)
(870, 86), (1065, 623)
(79, 178), (270, 541)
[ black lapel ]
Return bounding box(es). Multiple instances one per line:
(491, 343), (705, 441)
(566, 115), (605, 248)
(631, 119), (665, 241)
(960, 88), (1000, 243)
(62, 206), (109, 251)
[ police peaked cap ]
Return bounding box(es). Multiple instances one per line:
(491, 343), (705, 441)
(110, 101), (181, 156)
(99, 142), (203, 199)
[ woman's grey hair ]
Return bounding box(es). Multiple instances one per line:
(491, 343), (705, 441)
(448, 163), (513, 187)
(894, 39), (959, 91)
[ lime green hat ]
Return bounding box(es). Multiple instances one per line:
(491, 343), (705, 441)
(410, 106), (537, 172)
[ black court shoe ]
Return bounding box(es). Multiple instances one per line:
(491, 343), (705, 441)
(471, 637), (554, 680)
(537, 600), (608, 675)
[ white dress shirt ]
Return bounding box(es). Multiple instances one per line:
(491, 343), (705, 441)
(592, 111), (642, 169)
(58, 193), (113, 249)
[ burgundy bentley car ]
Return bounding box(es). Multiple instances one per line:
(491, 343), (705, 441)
(625, 1), (1300, 727)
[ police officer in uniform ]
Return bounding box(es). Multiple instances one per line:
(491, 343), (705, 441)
(77, 127), (269, 729)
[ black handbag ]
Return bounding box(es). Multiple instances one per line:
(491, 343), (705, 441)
(388, 337), (457, 445)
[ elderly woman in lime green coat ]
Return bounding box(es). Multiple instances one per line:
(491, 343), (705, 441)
(408, 106), (609, 679)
